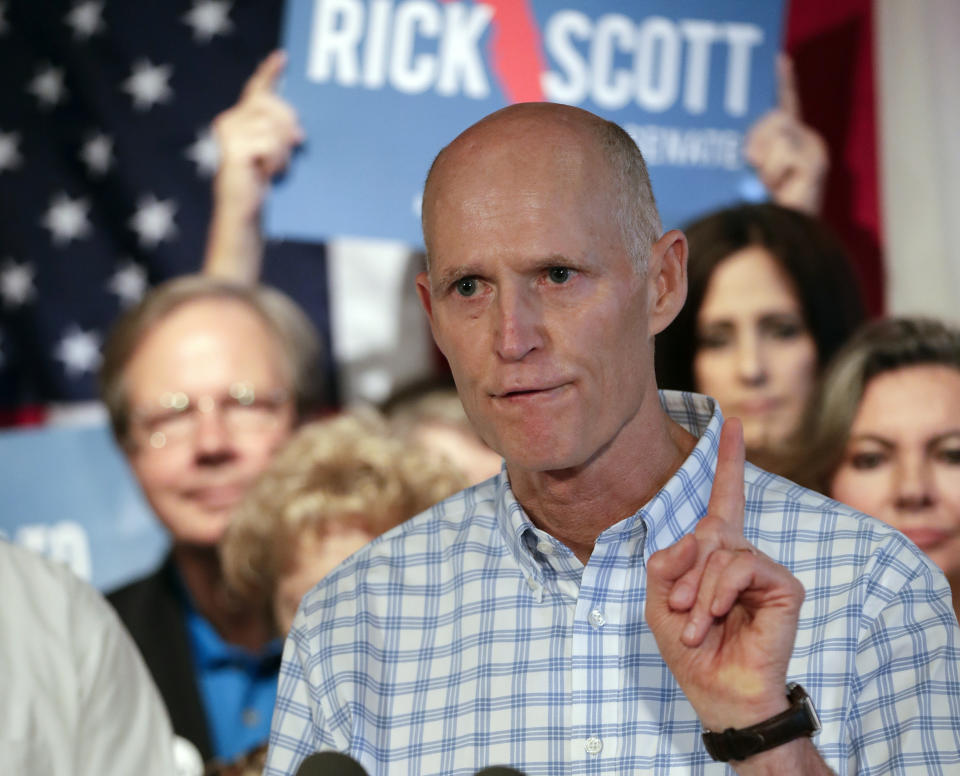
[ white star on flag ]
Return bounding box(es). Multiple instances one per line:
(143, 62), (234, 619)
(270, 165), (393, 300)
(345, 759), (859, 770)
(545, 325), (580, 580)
(80, 132), (113, 175)
(129, 194), (177, 248)
(64, 1), (105, 40)
(122, 60), (173, 111)
(54, 325), (102, 377)
(107, 261), (147, 306)
(27, 65), (67, 109)
(184, 126), (219, 177)
(0, 131), (22, 173)
(183, 0), (233, 43)
(0, 259), (36, 307)
(42, 192), (92, 245)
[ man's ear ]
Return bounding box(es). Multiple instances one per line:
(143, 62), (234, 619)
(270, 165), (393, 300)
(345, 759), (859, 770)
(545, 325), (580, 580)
(646, 229), (688, 336)
(415, 271), (437, 332)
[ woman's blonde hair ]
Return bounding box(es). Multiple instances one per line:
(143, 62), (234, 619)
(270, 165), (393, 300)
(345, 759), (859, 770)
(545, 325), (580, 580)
(220, 407), (466, 618)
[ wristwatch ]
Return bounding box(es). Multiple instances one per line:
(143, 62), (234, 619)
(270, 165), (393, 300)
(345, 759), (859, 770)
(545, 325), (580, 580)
(701, 683), (821, 762)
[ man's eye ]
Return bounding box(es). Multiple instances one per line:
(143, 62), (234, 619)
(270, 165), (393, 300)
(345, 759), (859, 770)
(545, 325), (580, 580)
(936, 447), (960, 465)
(455, 277), (478, 297)
(547, 267), (571, 284)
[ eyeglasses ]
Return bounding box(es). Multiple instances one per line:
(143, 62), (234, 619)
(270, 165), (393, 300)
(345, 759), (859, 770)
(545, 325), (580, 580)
(130, 382), (291, 450)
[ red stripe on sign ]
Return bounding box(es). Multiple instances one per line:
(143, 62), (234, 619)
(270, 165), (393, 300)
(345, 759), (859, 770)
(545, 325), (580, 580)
(485, 0), (546, 103)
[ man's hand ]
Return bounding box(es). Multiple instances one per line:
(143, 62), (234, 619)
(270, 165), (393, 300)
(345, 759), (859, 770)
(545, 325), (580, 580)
(645, 419), (806, 734)
(745, 55), (828, 215)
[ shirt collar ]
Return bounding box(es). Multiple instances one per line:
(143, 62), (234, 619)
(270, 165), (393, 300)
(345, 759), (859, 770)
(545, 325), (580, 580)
(171, 566), (284, 671)
(637, 390), (722, 560)
(494, 390), (723, 574)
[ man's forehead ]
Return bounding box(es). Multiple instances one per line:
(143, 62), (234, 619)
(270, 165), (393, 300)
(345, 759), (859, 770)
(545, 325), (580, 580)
(433, 106), (600, 180)
(128, 297), (280, 375)
(425, 118), (608, 239)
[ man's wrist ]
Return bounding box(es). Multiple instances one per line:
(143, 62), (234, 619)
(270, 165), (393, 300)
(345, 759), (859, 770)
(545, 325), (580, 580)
(729, 737), (833, 776)
(697, 684), (791, 733)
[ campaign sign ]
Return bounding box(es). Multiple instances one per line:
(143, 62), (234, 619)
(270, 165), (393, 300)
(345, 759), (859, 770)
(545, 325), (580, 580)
(266, 0), (785, 245)
(0, 423), (168, 592)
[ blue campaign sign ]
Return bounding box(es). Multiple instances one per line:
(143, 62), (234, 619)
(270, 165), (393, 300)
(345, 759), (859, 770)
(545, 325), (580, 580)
(0, 423), (169, 592)
(266, 0), (785, 245)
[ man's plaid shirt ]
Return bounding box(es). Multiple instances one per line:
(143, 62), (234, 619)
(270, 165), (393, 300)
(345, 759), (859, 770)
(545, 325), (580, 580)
(266, 392), (960, 775)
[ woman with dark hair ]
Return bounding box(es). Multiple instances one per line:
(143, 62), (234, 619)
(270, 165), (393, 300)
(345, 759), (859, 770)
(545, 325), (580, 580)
(655, 202), (866, 462)
(789, 317), (960, 621)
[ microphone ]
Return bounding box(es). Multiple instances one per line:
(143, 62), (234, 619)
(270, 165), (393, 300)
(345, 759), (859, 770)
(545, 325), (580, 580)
(294, 752), (525, 776)
(295, 751), (370, 776)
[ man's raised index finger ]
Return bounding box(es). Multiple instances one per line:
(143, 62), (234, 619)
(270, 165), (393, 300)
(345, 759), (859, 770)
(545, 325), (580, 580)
(708, 418), (746, 535)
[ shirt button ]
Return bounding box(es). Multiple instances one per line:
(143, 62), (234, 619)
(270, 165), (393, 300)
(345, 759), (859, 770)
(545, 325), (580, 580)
(537, 540), (554, 555)
(584, 736), (603, 755)
(242, 708), (260, 727)
(588, 609), (606, 628)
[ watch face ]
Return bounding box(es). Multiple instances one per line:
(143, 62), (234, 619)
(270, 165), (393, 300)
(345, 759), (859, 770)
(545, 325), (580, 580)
(801, 695), (822, 733)
(788, 682), (821, 734)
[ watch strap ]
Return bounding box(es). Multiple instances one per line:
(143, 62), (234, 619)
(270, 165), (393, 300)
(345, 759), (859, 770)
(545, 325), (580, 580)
(701, 683), (821, 762)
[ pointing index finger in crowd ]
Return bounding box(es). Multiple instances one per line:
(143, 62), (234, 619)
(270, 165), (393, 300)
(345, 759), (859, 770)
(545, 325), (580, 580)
(242, 49), (288, 100)
(708, 417), (746, 538)
(777, 53), (801, 119)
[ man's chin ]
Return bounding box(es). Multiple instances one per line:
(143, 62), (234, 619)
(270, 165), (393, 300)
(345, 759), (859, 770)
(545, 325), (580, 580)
(167, 509), (234, 549)
(501, 445), (583, 477)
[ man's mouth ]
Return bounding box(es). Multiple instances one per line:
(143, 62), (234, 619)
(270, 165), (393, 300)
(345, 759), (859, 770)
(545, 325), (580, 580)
(493, 383), (567, 400)
(187, 484), (247, 510)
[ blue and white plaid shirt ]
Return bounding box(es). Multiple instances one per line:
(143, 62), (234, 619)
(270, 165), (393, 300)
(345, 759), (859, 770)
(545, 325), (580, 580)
(266, 392), (960, 775)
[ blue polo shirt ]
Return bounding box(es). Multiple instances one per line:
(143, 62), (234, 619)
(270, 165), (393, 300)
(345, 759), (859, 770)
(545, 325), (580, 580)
(182, 591), (283, 761)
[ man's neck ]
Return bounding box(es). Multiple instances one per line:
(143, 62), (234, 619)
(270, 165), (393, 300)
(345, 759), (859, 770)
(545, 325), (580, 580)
(507, 407), (697, 564)
(172, 543), (273, 650)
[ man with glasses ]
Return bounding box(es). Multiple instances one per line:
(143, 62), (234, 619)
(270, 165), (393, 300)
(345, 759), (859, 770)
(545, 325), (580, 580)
(100, 275), (323, 769)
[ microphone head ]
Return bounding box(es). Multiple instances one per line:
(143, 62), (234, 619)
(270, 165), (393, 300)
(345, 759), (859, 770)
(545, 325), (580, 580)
(475, 768), (527, 776)
(295, 751), (370, 776)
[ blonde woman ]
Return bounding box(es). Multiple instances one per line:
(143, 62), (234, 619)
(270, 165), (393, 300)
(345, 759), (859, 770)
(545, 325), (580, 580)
(221, 407), (465, 636)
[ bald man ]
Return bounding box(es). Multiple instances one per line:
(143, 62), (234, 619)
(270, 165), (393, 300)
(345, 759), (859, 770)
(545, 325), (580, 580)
(265, 104), (960, 776)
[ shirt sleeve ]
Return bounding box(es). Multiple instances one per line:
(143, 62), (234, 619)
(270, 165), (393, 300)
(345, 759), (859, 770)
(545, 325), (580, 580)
(264, 618), (338, 776)
(848, 556), (960, 773)
(70, 572), (180, 776)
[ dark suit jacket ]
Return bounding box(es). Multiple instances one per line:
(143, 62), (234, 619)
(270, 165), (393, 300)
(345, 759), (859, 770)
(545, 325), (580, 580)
(107, 555), (213, 762)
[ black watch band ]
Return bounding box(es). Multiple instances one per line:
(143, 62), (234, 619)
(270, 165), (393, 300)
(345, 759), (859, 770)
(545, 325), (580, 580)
(701, 683), (821, 762)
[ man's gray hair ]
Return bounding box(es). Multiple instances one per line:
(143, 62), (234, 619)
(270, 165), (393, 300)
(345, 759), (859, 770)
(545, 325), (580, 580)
(591, 117), (662, 271)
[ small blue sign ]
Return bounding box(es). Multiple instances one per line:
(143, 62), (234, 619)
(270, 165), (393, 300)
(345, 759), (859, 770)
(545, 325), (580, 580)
(0, 424), (168, 591)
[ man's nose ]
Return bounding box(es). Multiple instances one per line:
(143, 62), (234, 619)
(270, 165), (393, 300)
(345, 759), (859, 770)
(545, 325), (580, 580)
(192, 399), (234, 460)
(735, 332), (767, 385)
(494, 287), (544, 361)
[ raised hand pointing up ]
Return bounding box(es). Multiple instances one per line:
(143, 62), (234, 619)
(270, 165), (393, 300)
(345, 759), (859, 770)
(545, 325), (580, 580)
(646, 419), (830, 773)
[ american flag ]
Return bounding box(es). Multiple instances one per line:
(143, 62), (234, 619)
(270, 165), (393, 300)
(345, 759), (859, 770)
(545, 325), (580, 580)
(0, 0), (338, 424)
